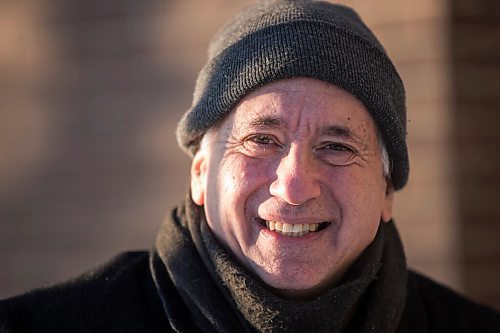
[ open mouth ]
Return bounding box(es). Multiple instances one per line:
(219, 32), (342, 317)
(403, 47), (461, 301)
(257, 218), (330, 237)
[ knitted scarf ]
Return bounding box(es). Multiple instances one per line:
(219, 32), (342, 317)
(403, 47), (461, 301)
(154, 198), (407, 332)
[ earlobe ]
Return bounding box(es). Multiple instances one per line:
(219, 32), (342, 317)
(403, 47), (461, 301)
(190, 151), (207, 206)
(381, 178), (394, 223)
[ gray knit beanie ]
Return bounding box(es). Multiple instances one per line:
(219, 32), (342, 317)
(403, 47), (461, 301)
(176, 0), (409, 190)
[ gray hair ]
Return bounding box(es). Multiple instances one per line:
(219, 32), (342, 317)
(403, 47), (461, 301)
(380, 140), (391, 178)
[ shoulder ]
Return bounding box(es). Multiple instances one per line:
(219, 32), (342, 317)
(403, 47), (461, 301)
(0, 251), (171, 333)
(404, 270), (500, 333)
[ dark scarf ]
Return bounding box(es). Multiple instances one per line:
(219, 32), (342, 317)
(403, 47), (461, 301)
(154, 198), (408, 332)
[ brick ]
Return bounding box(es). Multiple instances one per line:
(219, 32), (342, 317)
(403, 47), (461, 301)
(406, 100), (453, 142)
(394, 176), (457, 228)
(452, 0), (500, 21)
(457, 182), (500, 221)
(455, 104), (500, 142)
(405, 141), (456, 184)
(462, 260), (500, 301)
(398, 216), (460, 263)
(455, 63), (500, 101)
(398, 60), (452, 102)
(339, 0), (449, 25)
(407, 262), (463, 292)
(462, 222), (500, 259)
(374, 19), (450, 63)
(455, 145), (500, 182)
(452, 23), (500, 61)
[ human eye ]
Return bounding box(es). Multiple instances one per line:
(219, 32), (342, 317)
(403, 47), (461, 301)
(249, 134), (275, 145)
(317, 142), (356, 165)
(242, 134), (281, 156)
(325, 142), (353, 152)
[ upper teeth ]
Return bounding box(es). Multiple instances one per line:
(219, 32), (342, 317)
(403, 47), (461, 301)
(265, 221), (319, 237)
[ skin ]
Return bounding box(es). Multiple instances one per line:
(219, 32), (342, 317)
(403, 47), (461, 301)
(190, 77), (394, 299)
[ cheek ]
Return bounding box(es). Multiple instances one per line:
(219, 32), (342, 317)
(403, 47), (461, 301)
(220, 157), (272, 195)
(208, 158), (270, 247)
(210, 158), (263, 228)
(328, 168), (386, 220)
(328, 170), (384, 256)
(219, 161), (249, 198)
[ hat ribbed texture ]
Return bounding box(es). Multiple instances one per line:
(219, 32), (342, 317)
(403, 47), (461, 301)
(177, 0), (409, 190)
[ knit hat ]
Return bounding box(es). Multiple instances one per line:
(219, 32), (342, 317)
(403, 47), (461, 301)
(176, 0), (409, 190)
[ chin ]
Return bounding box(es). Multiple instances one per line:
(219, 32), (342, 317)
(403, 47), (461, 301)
(256, 270), (330, 299)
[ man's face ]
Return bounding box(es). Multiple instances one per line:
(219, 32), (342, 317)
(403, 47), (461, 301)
(190, 77), (394, 298)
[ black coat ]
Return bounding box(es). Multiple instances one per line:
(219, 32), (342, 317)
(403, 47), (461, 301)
(1, 251), (500, 332)
(0, 252), (170, 332)
(2, 201), (500, 333)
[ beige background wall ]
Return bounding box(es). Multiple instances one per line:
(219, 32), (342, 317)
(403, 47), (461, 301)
(1, 0), (499, 309)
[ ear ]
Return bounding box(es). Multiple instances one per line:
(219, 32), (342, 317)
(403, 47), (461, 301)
(190, 149), (208, 206)
(381, 177), (395, 223)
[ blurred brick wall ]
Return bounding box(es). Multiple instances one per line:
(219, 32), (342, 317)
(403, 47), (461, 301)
(0, 0), (498, 310)
(0, 0), (254, 300)
(451, 0), (500, 309)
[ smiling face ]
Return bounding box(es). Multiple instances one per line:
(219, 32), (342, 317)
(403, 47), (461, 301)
(190, 77), (394, 298)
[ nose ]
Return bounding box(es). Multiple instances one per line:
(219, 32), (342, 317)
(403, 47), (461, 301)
(269, 146), (321, 205)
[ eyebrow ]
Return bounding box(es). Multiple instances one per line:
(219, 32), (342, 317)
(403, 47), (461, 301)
(247, 116), (362, 143)
(249, 116), (286, 128)
(322, 125), (354, 139)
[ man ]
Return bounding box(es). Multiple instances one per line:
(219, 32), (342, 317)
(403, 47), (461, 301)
(1, 0), (499, 332)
